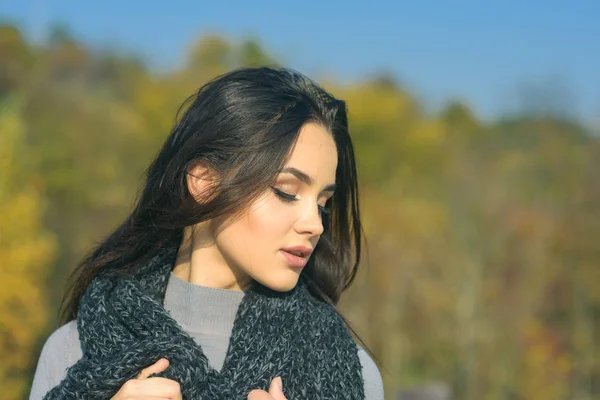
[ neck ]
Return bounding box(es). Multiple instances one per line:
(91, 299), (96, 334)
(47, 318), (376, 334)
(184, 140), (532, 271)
(172, 225), (253, 291)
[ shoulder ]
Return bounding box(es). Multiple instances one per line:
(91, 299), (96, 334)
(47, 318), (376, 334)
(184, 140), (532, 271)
(357, 345), (385, 400)
(41, 320), (83, 366)
(29, 320), (83, 400)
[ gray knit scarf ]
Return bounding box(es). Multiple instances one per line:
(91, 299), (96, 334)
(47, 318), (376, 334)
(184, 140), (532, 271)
(43, 239), (365, 399)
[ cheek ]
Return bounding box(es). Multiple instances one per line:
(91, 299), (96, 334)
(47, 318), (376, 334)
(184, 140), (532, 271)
(245, 196), (294, 240)
(218, 195), (295, 265)
(216, 195), (303, 291)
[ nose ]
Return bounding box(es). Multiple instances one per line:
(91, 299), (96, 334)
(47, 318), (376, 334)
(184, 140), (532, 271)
(294, 202), (325, 237)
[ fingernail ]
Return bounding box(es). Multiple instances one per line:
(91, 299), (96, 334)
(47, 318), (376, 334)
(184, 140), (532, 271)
(276, 376), (283, 391)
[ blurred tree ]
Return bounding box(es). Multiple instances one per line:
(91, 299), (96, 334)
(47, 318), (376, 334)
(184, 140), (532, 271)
(187, 34), (232, 78)
(238, 37), (277, 67)
(0, 99), (57, 398)
(0, 24), (32, 96)
(509, 77), (577, 121)
(47, 23), (77, 47)
(0, 23), (596, 399)
(440, 100), (480, 137)
(20, 34), (150, 320)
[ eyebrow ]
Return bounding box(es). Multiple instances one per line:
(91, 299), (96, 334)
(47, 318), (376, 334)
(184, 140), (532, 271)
(280, 167), (337, 192)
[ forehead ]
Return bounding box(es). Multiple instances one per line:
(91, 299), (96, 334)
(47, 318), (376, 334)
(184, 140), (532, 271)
(285, 123), (338, 181)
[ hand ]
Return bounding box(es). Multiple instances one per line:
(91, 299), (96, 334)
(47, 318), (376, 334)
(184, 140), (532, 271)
(111, 358), (183, 400)
(248, 376), (287, 400)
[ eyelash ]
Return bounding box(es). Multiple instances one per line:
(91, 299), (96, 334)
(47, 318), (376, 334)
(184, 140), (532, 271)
(271, 187), (331, 216)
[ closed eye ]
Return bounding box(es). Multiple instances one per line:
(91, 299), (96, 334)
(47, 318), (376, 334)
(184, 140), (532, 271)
(271, 187), (331, 216)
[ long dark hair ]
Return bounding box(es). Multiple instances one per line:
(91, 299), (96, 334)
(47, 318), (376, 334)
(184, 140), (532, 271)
(59, 66), (374, 360)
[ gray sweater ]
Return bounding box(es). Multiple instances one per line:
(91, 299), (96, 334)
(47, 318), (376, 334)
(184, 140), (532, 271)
(30, 272), (384, 399)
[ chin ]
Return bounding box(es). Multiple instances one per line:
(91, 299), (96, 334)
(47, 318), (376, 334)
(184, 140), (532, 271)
(258, 274), (301, 292)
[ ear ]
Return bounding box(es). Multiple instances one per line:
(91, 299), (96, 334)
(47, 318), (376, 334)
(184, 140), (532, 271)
(186, 161), (218, 203)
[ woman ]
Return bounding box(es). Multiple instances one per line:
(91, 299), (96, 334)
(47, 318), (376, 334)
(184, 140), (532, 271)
(30, 67), (384, 399)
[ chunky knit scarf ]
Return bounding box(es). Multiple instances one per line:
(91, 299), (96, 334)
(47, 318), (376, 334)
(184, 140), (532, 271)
(43, 239), (365, 399)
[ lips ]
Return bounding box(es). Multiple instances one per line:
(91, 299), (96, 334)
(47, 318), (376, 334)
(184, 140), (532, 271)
(280, 245), (313, 258)
(280, 245), (313, 268)
(280, 250), (308, 268)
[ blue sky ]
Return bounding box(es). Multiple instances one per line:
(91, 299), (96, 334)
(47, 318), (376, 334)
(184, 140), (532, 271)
(2, 0), (599, 124)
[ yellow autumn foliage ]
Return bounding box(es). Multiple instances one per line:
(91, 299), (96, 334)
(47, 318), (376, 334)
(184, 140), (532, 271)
(0, 24), (597, 399)
(0, 101), (57, 399)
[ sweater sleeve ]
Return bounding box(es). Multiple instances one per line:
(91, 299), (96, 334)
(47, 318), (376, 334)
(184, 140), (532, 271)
(357, 346), (385, 399)
(29, 321), (82, 400)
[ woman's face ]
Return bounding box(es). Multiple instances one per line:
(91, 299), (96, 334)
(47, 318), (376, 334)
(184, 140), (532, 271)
(206, 122), (338, 292)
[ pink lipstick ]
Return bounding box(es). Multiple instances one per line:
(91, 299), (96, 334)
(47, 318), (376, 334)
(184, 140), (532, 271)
(279, 249), (308, 268)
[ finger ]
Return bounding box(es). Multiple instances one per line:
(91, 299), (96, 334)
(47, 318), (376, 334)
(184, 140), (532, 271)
(248, 389), (274, 400)
(125, 377), (181, 398)
(268, 377), (287, 400)
(172, 388), (183, 400)
(137, 358), (170, 379)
